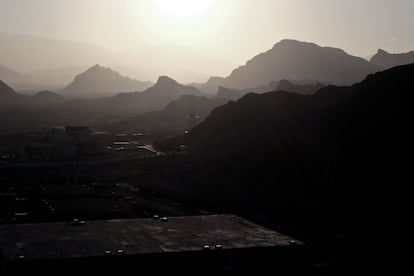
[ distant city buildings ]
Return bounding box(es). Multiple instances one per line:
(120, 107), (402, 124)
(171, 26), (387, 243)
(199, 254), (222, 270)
(18, 126), (102, 162)
(14, 128), (161, 163)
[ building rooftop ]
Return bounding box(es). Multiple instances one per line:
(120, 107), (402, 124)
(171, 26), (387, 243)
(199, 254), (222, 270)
(0, 214), (301, 261)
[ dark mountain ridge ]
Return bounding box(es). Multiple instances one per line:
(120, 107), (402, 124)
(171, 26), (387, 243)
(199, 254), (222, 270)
(0, 80), (66, 107)
(104, 95), (227, 135)
(213, 79), (326, 101)
(370, 48), (414, 69)
(276, 79), (325, 95)
(160, 63), (410, 241)
(220, 39), (381, 89)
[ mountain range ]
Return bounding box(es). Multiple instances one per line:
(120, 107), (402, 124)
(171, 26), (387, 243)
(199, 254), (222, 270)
(104, 95), (227, 135)
(214, 79), (325, 101)
(216, 39), (382, 89)
(2, 37), (414, 136)
(0, 74), (206, 133)
(4, 35), (414, 97)
(60, 76), (203, 116)
(158, 63), (410, 244)
(183, 62), (407, 153)
(99, 78), (326, 133)
(0, 80), (65, 107)
(61, 65), (153, 98)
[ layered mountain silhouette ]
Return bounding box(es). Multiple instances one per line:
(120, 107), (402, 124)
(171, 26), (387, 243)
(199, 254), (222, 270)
(184, 63), (407, 152)
(370, 49), (414, 69)
(214, 87), (244, 101)
(192, 76), (226, 94)
(214, 80), (325, 101)
(218, 39), (381, 89)
(32, 91), (65, 104)
(61, 76), (203, 116)
(62, 65), (153, 98)
(0, 80), (65, 107)
(105, 95), (227, 135)
(160, 63), (409, 243)
(0, 76), (203, 133)
(276, 79), (325, 95)
(0, 64), (67, 91)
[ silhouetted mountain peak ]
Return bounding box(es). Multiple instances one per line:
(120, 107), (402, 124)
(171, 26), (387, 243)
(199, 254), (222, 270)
(370, 48), (414, 69)
(207, 76), (225, 84)
(222, 39), (380, 89)
(272, 39), (346, 54)
(156, 76), (179, 86)
(81, 64), (120, 77)
(273, 39), (314, 49)
(86, 64), (105, 73)
(147, 76), (202, 98)
(288, 40), (350, 58)
(62, 65), (153, 98)
(376, 49), (388, 55)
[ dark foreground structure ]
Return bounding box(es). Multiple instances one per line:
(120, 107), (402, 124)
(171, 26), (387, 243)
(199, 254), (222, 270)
(0, 214), (306, 274)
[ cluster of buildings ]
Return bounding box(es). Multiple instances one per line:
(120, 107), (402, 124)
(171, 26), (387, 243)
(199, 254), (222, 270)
(14, 128), (161, 163)
(18, 126), (104, 163)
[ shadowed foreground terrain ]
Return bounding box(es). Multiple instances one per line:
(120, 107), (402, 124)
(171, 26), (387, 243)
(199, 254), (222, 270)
(158, 63), (410, 274)
(1, 63), (410, 274)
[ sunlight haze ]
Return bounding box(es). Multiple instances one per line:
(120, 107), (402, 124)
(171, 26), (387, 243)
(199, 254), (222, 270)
(1, 0), (414, 81)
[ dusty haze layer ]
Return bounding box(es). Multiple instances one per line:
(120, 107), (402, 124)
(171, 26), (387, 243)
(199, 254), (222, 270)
(1, 0), (414, 83)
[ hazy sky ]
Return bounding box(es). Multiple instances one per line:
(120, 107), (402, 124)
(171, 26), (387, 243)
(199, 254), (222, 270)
(1, 0), (414, 63)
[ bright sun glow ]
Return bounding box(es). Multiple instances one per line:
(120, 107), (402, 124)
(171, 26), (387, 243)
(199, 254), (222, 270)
(156, 0), (215, 17)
